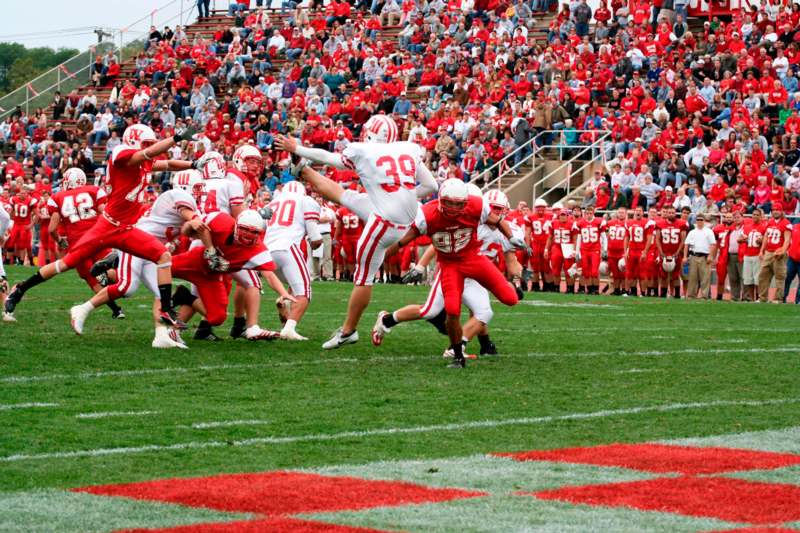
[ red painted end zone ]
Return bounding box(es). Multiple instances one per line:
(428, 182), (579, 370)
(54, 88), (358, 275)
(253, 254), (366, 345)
(117, 517), (390, 533)
(76, 470), (486, 515)
(701, 528), (800, 533)
(532, 476), (800, 525)
(495, 443), (800, 474)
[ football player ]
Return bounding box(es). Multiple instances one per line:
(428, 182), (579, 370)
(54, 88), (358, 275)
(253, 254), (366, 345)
(4, 124), (198, 324)
(605, 207), (628, 296)
(575, 206), (606, 295)
(654, 205), (688, 298)
(274, 114), (437, 349)
(544, 209), (579, 294)
(528, 199), (553, 291)
(8, 187), (38, 266)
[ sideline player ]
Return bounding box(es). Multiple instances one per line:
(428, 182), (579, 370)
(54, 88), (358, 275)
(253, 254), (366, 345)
(8, 187), (38, 266)
(387, 179), (522, 368)
(528, 199), (552, 291)
(274, 114), (437, 349)
(654, 205), (688, 298)
(0, 204), (10, 312)
(4, 124), (198, 324)
(265, 180), (322, 340)
(47, 167), (124, 319)
(575, 206), (606, 294)
(605, 207), (628, 295)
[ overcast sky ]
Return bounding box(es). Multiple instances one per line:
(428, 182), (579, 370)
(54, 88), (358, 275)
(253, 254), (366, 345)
(0, 0), (211, 52)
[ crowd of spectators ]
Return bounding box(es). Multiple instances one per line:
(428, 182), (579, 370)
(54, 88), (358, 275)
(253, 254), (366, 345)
(3, 0), (800, 237)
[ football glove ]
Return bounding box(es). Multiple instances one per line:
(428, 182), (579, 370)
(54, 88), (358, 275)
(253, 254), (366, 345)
(204, 248), (230, 272)
(401, 265), (425, 284)
(173, 124), (199, 143)
(290, 155), (310, 178)
(258, 206), (273, 220)
(57, 236), (69, 250)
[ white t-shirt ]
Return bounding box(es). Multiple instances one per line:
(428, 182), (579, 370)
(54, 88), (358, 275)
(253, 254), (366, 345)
(265, 192), (321, 250)
(136, 189), (196, 243)
(685, 226), (716, 255)
(318, 205), (335, 234)
(342, 141), (425, 226)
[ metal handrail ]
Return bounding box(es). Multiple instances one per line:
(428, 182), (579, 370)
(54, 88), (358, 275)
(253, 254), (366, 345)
(531, 131), (611, 201)
(0, 0), (190, 121)
(468, 131), (545, 191)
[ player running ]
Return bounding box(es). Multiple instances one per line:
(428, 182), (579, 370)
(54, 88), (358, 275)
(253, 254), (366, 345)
(4, 123), (198, 325)
(274, 114), (437, 349)
(265, 180), (322, 340)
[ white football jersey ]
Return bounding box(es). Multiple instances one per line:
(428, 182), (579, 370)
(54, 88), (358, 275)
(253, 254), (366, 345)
(136, 189), (197, 243)
(201, 175), (245, 215)
(264, 192), (321, 250)
(342, 141), (424, 225)
(478, 221), (519, 258)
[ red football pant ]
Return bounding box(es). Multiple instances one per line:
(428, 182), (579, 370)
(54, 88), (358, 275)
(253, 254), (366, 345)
(608, 253), (623, 280)
(10, 226), (31, 253)
(37, 227), (56, 264)
(172, 248), (229, 326)
(580, 249), (601, 278)
(340, 238), (357, 264)
(62, 217), (166, 270)
(439, 255), (518, 316)
(626, 251), (643, 280)
(529, 243), (548, 274)
(716, 256), (727, 283)
(550, 245), (574, 278)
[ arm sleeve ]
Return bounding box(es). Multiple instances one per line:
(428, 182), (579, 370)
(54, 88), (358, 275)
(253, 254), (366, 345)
(295, 144), (348, 169)
(0, 207), (10, 235)
(303, 197), (322, 241)
(415, 160), (437, 199)
(413, 206), (428, 235)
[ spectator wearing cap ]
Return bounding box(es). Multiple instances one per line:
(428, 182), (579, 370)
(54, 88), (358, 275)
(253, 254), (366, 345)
(684, 214), (717, 299)
(392, 92), (411, 117)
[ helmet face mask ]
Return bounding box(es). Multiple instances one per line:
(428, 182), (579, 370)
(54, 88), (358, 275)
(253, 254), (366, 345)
(438, 178), (469, 218)
(441, 197), (467, 218)
(234, 209), (266, 247)
(235, 225), (262, 246)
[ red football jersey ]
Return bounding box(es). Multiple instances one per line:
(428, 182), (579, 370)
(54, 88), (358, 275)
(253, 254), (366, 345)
(627, 218), (654, 251)
(10, 196), (38, 225)
(336, 207), (364, 239)
(712, 223), (734, 254)
(105, 146), (153, 225)
(415, 196), (486, 261)
(742, 221), (767, 257)
(48, 186), (107, 241)
(656, 218), (688, 255)
(527, 213), (550, 245)
(763, 217), (792, 252)
(576, 217), (606, 251)
(547, 219), (578, 245)
(606, 219), (628, 254)
(203, 211), (274, 272)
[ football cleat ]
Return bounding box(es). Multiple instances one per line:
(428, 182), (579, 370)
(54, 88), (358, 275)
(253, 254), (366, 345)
(89, 251), (119, 277)
(69, 304), (91, 335)
(159, 308), (188, 330)
(447, 357), (466, 369)
(480, 341), (498, 356)
(111, 308), (126, 320)
(4, 286), (22, 316)
(322, 329), (359, 349)
(152, 327), (188, 349)
(230, 321), (247, 339)
(280, 327), (308, 341)
(2, 311), (16, 322)
(194, 328), (221, 341)
(245, 325), (280, 341)
(371, 311), (391, 346)
(442, 345), (477, 359)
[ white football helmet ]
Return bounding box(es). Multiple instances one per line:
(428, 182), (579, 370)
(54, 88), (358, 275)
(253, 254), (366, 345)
(171, 169), (205, 198)
(232, 144), (263, 177)
(617, 257), (626, 273)
(361, 114), (398, 143)
(534, 198), (548, 208)
(483, 189), (510, 215)
(63, 168), (87, 190)
(198, 151), (227, 179)
(438, 178), (469, 218)
(662, 256), (676, 273)
(235, 209), (266, 247)
(283, 180), (306, 196)
(599, 260), (609, 276)
(567, 264), (581, 278)
(466, 183), (482, 197)
(552, 201), (564, 210)
(122, 124), (157, 150)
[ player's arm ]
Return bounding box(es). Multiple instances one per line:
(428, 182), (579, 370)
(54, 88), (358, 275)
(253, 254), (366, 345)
(333, 218), (343, 243)
(504, 249), (523, 278)
(544, 232), (552, 259)
(677, 229), (687, 258)
(708, 240), (717, 264)
(778, 228), (791, 256)
(180, 215), (215, 252)
(274, 134), (347, 169)
(261, 270), (296, 302)
(153, 159), (193, 172)
(655, 230), (664, 257)
(305, 219), (323, 249)
(127, 127), (197, 167)
(415, 161), (437, 199)
(682, 239), (690, 262)
(386, 225), (421, 257)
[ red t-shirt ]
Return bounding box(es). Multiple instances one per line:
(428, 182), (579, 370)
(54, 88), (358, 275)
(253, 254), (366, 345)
(656, 218), (688, 255)
(576, 216), (606, 251)
(606, 219), (628, 255)
(10, 196), (37, 225)
(336, 207), (363, 240)
(763, 217), (792, 253)
(742, 220), (767, 257)
(788, 224), (800, 261)
(105, 146), (153, 225)
(416, 196), (485, 262)
(48, 185), (108, 241)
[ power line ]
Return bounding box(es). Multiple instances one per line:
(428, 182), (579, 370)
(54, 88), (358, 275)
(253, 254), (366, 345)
(0, 27), (98, 40)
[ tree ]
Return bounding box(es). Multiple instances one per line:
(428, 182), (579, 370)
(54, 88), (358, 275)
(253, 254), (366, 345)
(0, 43), (79, 95)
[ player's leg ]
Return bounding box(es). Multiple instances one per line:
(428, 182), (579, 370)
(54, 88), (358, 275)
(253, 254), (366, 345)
(232, 269), (279, 340)
(550, 246), (563, 293)
(590, 251), (601, 294)
(715, 259), (727, 301)
(300, 166), (346, 206)
(0, 244), (7, 318)
(463, 255), (519, 307)
(580, 252), (591, 293)
(440, 264), (468, 368)
(278, 245), (312, 340)
(462, 279), (495, 355)
(373, 270), (442, 346)
(76, 254), (125, 318)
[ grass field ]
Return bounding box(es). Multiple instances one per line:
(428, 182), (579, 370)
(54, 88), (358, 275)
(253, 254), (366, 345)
(1, 264), (799, 532)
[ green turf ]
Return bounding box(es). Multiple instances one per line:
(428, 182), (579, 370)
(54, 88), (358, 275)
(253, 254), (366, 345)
(1, 264), (799, 496)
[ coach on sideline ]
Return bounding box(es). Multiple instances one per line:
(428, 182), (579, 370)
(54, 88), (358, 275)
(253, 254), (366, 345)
(684, 214), (717, 299)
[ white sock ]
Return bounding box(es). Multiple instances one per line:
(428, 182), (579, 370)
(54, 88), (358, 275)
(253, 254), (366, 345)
(81, 301), (96, 313)
(284, 319), (297, 331)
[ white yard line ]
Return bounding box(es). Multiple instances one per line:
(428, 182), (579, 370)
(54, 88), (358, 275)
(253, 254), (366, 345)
(0, 402), (58, 411)
(2, 347), (796, 386)
(1, 398), (796, 463)
(75, 411), (159, 420)
(180, 419), (271, 430)
(614, 368), (662, 374)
